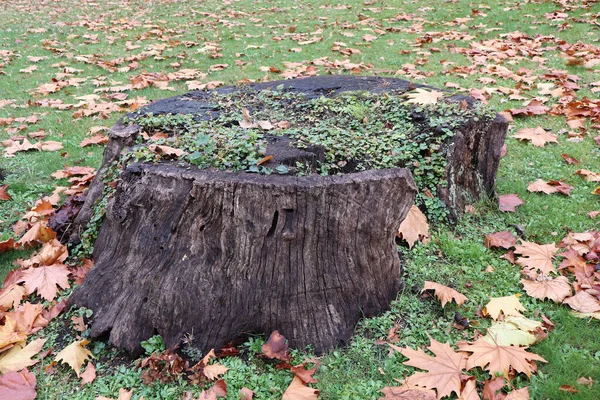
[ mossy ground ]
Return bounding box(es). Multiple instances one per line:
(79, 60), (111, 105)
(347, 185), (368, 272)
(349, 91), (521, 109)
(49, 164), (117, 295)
(1, 0), (600, 399)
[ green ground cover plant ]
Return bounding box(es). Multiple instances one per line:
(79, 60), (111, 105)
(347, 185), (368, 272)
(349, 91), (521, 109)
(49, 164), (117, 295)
(1, 0), (599, 399)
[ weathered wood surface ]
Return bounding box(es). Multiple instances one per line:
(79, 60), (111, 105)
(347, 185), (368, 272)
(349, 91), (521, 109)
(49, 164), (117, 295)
(63, 75), (508, 355)
(68, 164), (416, 354)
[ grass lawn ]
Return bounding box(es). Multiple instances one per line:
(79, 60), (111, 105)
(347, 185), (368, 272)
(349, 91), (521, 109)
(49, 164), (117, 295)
(1, 0), (599, 399)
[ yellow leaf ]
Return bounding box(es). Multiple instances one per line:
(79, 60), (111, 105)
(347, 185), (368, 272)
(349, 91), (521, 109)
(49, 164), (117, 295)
(503, 316), (542, 333)
(483, 295), (526, 320)
(0, 284), (27, 311)
(55, 339), (94, 377)
(0, 317), (27, 349)
(421, 281), (468, 308)
(0, 338), (46, 374)
(483, 322), (537, 346)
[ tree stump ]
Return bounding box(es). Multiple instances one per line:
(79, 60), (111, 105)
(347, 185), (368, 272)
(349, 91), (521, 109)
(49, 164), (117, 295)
(64, 76), (508, 355)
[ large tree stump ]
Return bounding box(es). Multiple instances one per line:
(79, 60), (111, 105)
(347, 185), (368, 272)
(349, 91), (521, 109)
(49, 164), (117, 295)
(65, 75), (508, 355)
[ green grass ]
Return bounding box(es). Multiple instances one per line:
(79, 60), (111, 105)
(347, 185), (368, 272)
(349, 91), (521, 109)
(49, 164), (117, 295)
(1, 0), (600, 399)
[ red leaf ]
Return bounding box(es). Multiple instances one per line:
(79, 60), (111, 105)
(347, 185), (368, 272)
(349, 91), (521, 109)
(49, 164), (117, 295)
(498, 194), (524, 212)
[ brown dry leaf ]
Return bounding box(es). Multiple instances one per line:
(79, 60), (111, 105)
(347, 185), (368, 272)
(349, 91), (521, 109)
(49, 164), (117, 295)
(0, 238), (15, 253)
(0, 317), (28, 349)
(399, 337), (468, 399)
(575, 169), (600, 182)
(576, 377), (594, 388)
(562, 291), (600, 313)
(81, 361), (97, 385)
(421, 281), (468, 308)
(36, 141), (63, 152)
(18, 264), (70, 301)
(520, 275), (571, 303)
(282, 376), (319, 400)
(16, 222), (57, 247)
(513, 127), (558, 147)
(96, 388), (133, 400)
(459, 338), (547, 378)
(379, 383), (436, 399)
(397, 205), (430, 248)
(262, 330), (290, 361)
(482, 377), (505, 400)
(203, 363), (229, 381)
(239, 387), (254, 399)
(55, 339), (94, 377)
(291, 362), (319, 384)
(458, 378), (480, 400)
(406, 89), (444, 105)
(4, 139), (37, 157)
(561, 154), (579, 165)
(0, 184), (11, 201)
(0, 284), (27, 311)
(6, 302), (48, 334)
(147, 144), (185, 158)
(526, 179), (558, 195)
(0, 338), (46, 374)
(559, 385), (578, 394)
(0, 369), (37, 400)
(485, 231), (517, 249)
(483, 295), (526, 320)
(498, 194), (524, 212)
(80, 134), (108, 147)
(514, 241), (558, 275)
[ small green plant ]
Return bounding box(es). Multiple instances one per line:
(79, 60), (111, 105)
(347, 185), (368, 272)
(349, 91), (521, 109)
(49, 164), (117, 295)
(141, 335), (166, 355)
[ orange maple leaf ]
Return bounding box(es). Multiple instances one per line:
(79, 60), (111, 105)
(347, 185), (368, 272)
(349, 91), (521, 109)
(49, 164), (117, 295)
(398, 337), (468, 399)
(18, 264), (70, 301)
(513, 127), (558, 147)
(520, 275), (571, 303)
(397, 205), (430, 249)
(514, 241), (558, 274)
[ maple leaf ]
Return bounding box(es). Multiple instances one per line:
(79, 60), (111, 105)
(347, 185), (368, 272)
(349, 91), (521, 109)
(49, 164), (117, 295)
(55, 339), (94, 377)
(485, 231), (517, 249)
(459, 338), (547, 378)
(282, 376), (319, 400)
(80, 362), (97, 385)
(147, 144), (186, 158)
(203, 363), (229, 381)
(6, 302), (49, 334)
(397, 205), (430, 248)
(291, 361), (319, 384)
(483, 295), (526, 320)
(18, 263), (70, 301)
(505, 387), (530, 399)
(0, 284), (27, 311)
(262, 331), (290, 361)
(575, 169), (600, 182)
(0, 316), (29, 350)
(406, 89), (444, 105)
(483, 322), (537, 347)
(0, 238), (15, 253)
(16, 221), (56, 248)
(498, 194), (524, 212)
(379, 383), (436, 400)
(562, 291), (600, 313)
(239, 387), (254, 399)
(421, 281), (468, 308)
(482, 377), (505, 400)
(520, 275), (571, 303)
(458, 378), (479, 400)
(513, 127), (558, 147)
(80, 134), (108, 147)
(514, 241), (558, 274)
(0, 369), (37, 400)
(399, 337), (467, 399)
(0, 338), (46, 374)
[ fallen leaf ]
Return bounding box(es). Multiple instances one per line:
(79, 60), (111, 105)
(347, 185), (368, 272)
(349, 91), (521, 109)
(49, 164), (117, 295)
(397, 205), (430, 248)
(81, 362), (96, 385)
(514, 241), (558, 274)
(0, 185), (11, 201)
(291, 362), (319, 384)
(562, 291), (600, 313)
(203, 363), (229, 381)
(262, 331), (290, 361)
(380, 383), (436, 399)
(239, 387), (254, 399)
(483, 295), (526, 320)
(482, 377), (505, 400)
(498, 194), (524, 212)
(399, 336), (468, 399)
(18, 264), (70, 301)
(55, 339), (94, 377)
(505, 387), (529, 400)
(513, 127), (558, 147)
(0, 369), (37, 400)
(559, 385), (578, 394)
(458, 378), (480, 400)
(147, 144), (185, 157)
(16, 222), (56, 247)
(0, 284), (27, 311)
(0, 338), (46, 374)
(459, 338), (547, 378)
(485, 231), (517, 249)
(421, 281), (468, 308)
(520, 275), (571, 303)
(282, 376), (319, 400)
(0, 316), (28, 349)
(96, 388), (133, 400)
(406, 89), (444, 105)
(483, 322), (537, 346)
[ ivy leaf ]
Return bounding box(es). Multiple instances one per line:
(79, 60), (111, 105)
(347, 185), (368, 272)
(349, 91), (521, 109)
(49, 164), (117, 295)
(421, 281), (468, 308)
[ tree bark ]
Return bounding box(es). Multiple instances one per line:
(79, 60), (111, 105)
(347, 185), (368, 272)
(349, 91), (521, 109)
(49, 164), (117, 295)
(68, 164), (416, 355)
